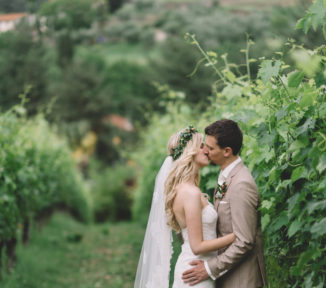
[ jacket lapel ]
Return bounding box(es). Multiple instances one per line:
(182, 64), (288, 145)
(225, 161), (244, 187)
(214, 161), (244, 209)
(213, 176), (220, 209)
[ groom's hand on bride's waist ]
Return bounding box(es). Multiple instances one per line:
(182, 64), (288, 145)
(182, 260), (209, 286)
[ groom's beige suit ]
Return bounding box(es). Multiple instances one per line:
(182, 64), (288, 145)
(207, 160), (267, 288)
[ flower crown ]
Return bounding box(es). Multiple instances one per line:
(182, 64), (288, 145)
(170, 126), (198, 160)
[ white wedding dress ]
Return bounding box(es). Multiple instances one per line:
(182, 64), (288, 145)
(172, 203), (218, 288)
(134, 157), (218, 288)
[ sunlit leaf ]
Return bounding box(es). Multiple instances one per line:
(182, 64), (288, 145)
(311, 218), (326, 236)
(308, 0), (326, 30)
(291, 166), (307, 182)
(299, 91), (317, 107)
(296, 117), (315, 136)
(307, 200), (326, 214)
(288, 193), (300, 212)
(291, 49), (322, 77)
(288, 71), (305, 88)
(262, 198), (274, 210)
(258, 60), (282, 83)
(222, 84), (242, 99)
(317, 154), (326, 173)
(288, 219), (301, 237)
(261, 214), (270, 231)
(289, 140), (306, 153)
(270, 214), (288, 231)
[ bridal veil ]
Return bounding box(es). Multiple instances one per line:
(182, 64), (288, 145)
(134, 156), (174, 288)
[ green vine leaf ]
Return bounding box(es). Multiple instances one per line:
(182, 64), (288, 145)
(258, 60), (281, 84)
(262, 198), (274, 210)
(309, 0), (326, 30)
(296, 0), (326, 33)
(288, 70), (305, 88)
(311, 218), (326, 236)
(291, 166), (308, 183)
(261, 214), (270, 231)
(317, 154), (326, 173)
(270, 214), (288, 232)
(296, 117), (315, 136)
(307, 200), (326, 214)
(299, 90), (317, 108)
(288, 219), (301, 237)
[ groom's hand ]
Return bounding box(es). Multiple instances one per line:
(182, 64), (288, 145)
(182, 260), (209, 286)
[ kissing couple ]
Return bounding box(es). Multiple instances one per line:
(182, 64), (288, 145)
(134, 119), (267, 288)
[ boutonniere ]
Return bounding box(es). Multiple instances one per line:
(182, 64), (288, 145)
(215, 182), (228, 199)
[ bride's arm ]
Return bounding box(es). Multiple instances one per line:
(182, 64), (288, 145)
(184, 187), (235, 256)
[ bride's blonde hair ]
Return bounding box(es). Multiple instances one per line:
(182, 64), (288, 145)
(165, 128), (203, 232)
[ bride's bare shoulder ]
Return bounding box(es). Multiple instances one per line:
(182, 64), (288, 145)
(177, 183), (201, 198)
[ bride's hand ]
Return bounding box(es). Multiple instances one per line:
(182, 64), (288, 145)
(230, 233), (236, 242)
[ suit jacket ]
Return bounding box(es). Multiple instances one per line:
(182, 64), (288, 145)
(207, 162), (267, 288)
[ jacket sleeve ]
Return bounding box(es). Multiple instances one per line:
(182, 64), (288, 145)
(207, 180), (259, 278)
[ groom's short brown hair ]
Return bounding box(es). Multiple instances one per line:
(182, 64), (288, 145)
(205, 119), (243, 155)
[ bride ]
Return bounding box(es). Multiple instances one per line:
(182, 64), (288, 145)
(134, 126), (235, 288)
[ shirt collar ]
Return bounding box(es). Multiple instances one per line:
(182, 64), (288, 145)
(220, 157), (242, 179)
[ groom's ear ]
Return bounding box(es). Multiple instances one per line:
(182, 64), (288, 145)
(224, 147), (233, 157)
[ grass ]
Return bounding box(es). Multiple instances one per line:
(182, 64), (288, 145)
(1, 213), (145, 288)
(0, 212), (286, 287)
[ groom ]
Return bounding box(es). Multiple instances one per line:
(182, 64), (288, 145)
(182, 119), (267, 287)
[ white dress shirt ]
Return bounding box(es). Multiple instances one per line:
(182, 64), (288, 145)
(204, 157), (242, 280)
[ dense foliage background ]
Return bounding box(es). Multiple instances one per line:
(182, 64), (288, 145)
(130, 2), (326, 287)
(0, 102), (92, 277)
(0, 0), (325, 287)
